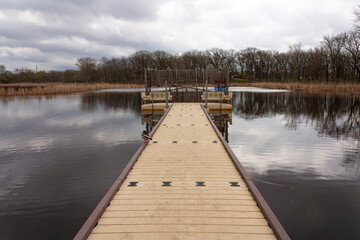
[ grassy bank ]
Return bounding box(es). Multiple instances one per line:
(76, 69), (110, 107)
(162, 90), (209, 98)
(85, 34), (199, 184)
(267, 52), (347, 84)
(232, 82), (360, 96)
(1, 82), (360, 97)
(0, 83), (144, 97)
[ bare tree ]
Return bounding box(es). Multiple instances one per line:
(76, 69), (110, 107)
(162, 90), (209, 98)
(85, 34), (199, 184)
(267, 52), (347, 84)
(307, 47), (328, 81)
(152, 50), (171, 69)
(257, 50), (274, 80)
(276, 52), (290, 80)
(129, 50), (153, 80)
(180, 50), (207, 69)
(224, 49), (237, 72)
(205, 48), (227, 69)
(76, 57), (98, 82)
(344, 31), (360, 82)
(271, 51), (282, 80)
(322, 33), (346, 82)
(353, 5), (360, 33)
(235, 51), (245, 77)
(241, 48), (259, 81)
(0, 65), (6, 75)
(288, 42), (304, 80)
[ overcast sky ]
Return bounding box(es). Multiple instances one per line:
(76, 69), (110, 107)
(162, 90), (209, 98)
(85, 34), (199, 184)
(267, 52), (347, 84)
(0, 0), (359, 71)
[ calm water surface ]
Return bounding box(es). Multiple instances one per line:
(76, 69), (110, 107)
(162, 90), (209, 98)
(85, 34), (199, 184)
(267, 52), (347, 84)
(0, 92), (144, 240)
(0, 89), (359, 240)
(230, 91), (360, 240)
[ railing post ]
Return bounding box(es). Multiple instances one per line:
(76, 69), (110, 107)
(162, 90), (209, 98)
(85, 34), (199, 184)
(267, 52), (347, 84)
(226, 68), (229, 95)
(205, 80), (208, 109)
(151, 93), (154, 121)
(165, 81), (168, 109)
(144, 69), (148, 95)
(220, 91), (222, 115)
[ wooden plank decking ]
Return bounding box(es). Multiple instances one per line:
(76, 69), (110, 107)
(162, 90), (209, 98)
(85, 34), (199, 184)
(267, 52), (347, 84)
(82, 103), (284, 240)
(141, 102), (233, 114)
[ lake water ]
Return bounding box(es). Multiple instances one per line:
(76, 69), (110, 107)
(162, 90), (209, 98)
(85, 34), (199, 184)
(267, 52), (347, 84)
(0, 89), (359, 240)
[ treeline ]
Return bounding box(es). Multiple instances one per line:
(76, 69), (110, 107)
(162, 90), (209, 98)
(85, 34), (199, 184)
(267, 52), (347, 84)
(1, 8), (360, 84)
(75, 31), (360, 83)
(0, 67), (78, 83)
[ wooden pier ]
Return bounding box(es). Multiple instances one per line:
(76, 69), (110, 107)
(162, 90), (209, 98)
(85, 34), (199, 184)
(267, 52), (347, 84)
(75, 103), (290, 240)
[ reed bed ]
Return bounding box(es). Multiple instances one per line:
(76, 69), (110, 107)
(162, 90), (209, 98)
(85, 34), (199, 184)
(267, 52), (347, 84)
(1, 82), (360, 97)
(232, 82), (360, 96)
(0, 83), (144, 97)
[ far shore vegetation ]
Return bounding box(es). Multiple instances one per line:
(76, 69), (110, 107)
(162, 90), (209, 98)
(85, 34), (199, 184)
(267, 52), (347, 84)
(1, 81), (360, 97)
(2, 6), (360, 97)
(233, 81), (360, 96)
(0, 83), (144, 97)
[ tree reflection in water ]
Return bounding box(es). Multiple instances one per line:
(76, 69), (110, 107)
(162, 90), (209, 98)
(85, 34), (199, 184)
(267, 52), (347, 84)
(232, 92), (360, 174)
(79, 91), (360, 174)
(80, 92), (142, 115)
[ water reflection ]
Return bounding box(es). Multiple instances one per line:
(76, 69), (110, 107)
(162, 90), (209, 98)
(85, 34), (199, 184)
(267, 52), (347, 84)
(342, 146), (360, 174)
(232, 92), (360, 139)
(1, 89), (360, 240)
(0, 93), (144, 240)
(230, 91), (360, 240)
(81, 92), (142, 115)
(232, 92), (360, 176)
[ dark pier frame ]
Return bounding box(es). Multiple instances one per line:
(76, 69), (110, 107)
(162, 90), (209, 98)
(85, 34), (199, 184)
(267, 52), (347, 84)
(144, 69), (230, 96)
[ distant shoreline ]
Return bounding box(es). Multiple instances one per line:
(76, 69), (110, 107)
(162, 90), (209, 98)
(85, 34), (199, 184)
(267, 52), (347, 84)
(0, 82), (359, 97)
(0, 83), (144, 97)
(232, 82), (360, 96)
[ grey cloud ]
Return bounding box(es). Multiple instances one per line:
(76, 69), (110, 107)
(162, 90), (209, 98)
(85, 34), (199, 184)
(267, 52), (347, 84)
(0, 0), (164, 21)
(0, 0), (358, 70)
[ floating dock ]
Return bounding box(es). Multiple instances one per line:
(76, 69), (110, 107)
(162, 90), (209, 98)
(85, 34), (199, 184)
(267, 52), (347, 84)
(141, 102), (233, 114)
(75, 103), (289, 240)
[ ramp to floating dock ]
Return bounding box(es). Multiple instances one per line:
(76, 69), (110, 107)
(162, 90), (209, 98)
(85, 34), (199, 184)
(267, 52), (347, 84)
(75, 103), (289, 240)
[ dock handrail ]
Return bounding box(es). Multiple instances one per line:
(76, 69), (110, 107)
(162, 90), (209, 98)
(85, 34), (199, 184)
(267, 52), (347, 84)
(74, 105), (173, 240)
(201, 104), (290, 240)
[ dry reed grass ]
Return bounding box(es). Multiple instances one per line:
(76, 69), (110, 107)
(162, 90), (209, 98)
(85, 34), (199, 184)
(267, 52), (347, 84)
(0, 83), (144, 97)
(232, 82), (360, 96)
(2, 82), (360, 97)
